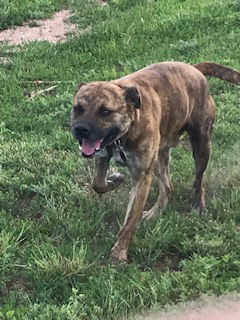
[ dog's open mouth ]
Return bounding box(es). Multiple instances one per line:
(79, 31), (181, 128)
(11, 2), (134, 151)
(78, 128), (119, 158)
(80, 138), (103, 157)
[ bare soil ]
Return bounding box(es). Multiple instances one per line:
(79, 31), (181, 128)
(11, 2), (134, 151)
(135, 294), (240, 320)
(0, 10), (77, 45)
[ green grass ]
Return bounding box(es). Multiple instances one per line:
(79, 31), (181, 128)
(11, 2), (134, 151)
(0, 0), (240, 319)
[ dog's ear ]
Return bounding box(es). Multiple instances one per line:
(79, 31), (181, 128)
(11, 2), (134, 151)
(124, 86), (142, 109)
(76, 82), (87, 93)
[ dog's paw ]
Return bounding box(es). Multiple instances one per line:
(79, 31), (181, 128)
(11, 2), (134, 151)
(141, 209), (157, 221)
(192, 203), (207, 216)
(109, 254), (128, 265)
(93, 173), (124, 194)
(141, 199), (167, 221)
(110, 243), (128, 264)
(191, 188), (207, 215)
(192, 196), (207, 215)
(107, 173), (124, 189)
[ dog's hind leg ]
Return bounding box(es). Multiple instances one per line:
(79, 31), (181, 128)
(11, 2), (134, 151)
(142, 148), (172, 220)
(188, 122), (213, 213)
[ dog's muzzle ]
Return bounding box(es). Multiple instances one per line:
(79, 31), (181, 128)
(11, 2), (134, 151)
(73, 124), (120, 158)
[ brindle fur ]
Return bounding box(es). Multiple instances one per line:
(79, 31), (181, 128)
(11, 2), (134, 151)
(71, 61), (240, 263)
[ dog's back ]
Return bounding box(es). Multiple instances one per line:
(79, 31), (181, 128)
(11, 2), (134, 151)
(116, 62), (212, 140)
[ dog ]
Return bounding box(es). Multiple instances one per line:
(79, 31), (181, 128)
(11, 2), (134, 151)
(71, 61), (240, 263)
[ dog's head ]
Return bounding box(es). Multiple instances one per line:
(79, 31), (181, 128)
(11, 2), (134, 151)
(71, 81), (141, 157)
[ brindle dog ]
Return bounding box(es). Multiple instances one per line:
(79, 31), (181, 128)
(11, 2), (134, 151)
(71, 61), (240, 263)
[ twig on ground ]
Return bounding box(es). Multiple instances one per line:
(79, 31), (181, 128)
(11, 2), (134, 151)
(28, 85), (58, 100)
(22, 80), (74, 85)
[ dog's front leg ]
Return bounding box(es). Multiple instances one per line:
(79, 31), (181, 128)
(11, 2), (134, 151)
(110, 170), (153, 263)
(93, 151), (124, 194)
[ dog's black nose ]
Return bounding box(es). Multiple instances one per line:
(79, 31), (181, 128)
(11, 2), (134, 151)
(74, 124), (90, 139)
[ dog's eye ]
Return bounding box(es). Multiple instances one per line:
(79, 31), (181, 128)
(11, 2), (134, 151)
(99, 107), (112, 116)
(73, 105), (84, 115)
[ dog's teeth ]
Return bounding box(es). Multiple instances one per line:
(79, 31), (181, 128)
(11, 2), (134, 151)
(79, 145), (82, 151)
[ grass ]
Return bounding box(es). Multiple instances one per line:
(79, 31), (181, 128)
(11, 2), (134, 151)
(0, 0), (240, 319)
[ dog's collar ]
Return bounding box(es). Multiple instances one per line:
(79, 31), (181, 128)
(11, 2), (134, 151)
(114, 139), (126, 162)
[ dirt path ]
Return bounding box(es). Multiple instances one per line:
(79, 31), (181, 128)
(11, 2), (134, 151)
(135, 294), (240, 320)
(0, 10), (77, 45)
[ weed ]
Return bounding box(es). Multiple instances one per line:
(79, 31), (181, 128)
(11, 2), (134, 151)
(31, 242), (89, 276)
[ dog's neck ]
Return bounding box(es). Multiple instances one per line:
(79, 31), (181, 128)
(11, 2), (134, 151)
(117, 108), (141, 150)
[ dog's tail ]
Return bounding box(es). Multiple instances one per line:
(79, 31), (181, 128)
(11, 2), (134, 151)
(193, 62), (240, 85)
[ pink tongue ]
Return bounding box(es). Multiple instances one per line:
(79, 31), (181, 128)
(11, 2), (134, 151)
(82, 138), (102, 156)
